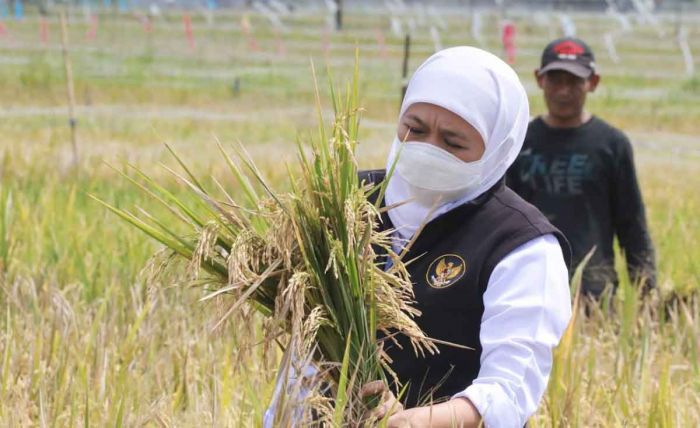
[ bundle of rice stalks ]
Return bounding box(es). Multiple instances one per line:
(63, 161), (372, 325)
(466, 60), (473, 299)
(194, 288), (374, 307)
(94, 60), (436, 424)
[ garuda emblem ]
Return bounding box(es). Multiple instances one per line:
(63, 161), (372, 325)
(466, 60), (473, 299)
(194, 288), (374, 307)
(426, 254), (466, 289)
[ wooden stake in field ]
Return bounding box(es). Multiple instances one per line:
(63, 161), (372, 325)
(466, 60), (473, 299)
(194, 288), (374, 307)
(59, 11), (79, 169)
(334, 0), (342, 31)
(400, 33), (411, 104)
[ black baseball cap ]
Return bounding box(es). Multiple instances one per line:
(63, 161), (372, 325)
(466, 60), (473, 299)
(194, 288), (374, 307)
(537, 37), (596, 79)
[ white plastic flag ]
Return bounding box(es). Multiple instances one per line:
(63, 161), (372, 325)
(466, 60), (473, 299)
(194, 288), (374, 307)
(678, 27), (695, 76)
(430, 25), (442, 52)
(559, 14), (576, 37)
(604, 32), (620, 63)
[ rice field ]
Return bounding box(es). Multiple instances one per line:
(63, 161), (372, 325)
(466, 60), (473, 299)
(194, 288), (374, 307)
(0, 4), (699, 426)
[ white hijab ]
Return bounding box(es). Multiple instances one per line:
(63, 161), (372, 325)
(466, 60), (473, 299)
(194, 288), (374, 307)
(385, 46), (530, 240)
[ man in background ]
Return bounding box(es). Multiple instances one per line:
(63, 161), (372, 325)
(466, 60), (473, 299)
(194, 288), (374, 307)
(507, 37), (656, 298)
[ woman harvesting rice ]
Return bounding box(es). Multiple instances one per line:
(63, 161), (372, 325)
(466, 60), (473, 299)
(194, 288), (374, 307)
(357, 47), (573, 427)
(263, 46), (572, 427)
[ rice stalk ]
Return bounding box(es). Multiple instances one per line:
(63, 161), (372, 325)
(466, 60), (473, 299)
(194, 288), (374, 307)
(96, 56), (435, 423)
(0, 185), (14, 278)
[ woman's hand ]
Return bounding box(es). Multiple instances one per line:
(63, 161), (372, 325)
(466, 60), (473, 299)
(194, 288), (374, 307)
(388, 399), (482, 428)
(359, 380), (404, 422)
(384, 408), (424, 428)
(359, 381), (482, 428)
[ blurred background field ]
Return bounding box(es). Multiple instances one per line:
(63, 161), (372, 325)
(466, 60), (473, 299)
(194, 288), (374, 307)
(0, 1), (698, 426)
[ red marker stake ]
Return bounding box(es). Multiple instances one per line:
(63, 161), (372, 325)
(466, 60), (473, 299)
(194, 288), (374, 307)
(501, 21), (516, 64)
(248, 34), (258, 51)
(322, 27), (331, 56)
(375, 28), (387, 58)
(274, 28), (286, 57)
(40, 16), (49, 45)
(85, 14), (98, 41)
(183, 13), (195, 50)
(240, 14), (257, 51)
(142, 16), (152, 33)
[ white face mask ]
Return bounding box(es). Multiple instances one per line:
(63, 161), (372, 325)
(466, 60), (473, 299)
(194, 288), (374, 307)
(385, 47), (529, 241)
(394, 139), (484, 206)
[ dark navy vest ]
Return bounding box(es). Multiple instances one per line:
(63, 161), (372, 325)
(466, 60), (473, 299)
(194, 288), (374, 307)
(359, 170), (570, 408)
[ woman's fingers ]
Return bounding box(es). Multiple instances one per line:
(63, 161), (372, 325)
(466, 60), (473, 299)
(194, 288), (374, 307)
(386, 413), (412, 428)
(359, 380), (386, 399)
(382, 397), (404, 417)
(358, 381), (404, 423)
(369, 391), (403, 420)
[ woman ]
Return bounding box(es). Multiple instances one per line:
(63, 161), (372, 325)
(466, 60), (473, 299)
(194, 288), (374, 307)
(361, 46), (572, 427)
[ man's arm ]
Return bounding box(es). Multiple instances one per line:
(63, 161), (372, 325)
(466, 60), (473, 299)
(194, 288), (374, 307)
(611, 135), (656, 292)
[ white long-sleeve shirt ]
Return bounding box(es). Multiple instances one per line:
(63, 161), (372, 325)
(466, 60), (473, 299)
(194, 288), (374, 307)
(454, 233), (571, 427)
(264, 233), (571, 428)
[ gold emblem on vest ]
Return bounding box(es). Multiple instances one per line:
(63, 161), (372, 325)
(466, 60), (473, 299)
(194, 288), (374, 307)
(426, 254), (466, 289)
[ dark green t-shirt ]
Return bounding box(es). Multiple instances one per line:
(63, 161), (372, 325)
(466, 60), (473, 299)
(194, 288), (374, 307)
(506, 116), (655, 296)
